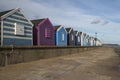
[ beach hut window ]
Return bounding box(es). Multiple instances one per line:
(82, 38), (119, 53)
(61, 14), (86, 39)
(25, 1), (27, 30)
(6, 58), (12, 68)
(14, 23), (24, 35)
(62, 33), (64, 41)
(71, 34), (74, 41)
(78, 36), (80, 42)
(45, 28), (51, 38)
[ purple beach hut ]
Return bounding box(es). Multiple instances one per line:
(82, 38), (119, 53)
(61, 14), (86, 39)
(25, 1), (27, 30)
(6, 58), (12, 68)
(31, 18), (55, 46)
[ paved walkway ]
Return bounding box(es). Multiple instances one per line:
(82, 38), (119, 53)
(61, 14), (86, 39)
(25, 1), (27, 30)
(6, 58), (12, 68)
(0, 47), (120, 80)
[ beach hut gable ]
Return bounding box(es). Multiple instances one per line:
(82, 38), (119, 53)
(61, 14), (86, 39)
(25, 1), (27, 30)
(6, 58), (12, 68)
(0, 8), (33, 46)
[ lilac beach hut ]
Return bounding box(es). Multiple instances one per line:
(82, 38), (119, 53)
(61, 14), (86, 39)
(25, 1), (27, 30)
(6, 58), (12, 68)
(31, 18), (55, 46)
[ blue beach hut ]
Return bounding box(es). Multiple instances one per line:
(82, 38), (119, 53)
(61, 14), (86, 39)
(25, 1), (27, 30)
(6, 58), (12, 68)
(0, 8), (33, 46)
(74, 31), (81, 46)
(55, 25), (67, 46)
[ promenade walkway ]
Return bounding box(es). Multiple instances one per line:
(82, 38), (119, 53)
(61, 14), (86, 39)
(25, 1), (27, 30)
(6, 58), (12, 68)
(0, 47), (120, 80)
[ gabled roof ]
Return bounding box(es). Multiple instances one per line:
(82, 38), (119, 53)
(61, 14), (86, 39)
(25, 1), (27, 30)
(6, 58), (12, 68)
(74, 31), (77, 34)
(65, 28), (71, 32)
(0, 8), (33, 26)
(0, 9), (13, 18)
(31, 18), (45, 26)
(54, 25), (67, 33)
(74, 31), (79, 36)
(83, 33), (86, 36)
(80, 32), (83, 35)
(74, 31), (78, 34)
(66, 28), (71, 33)
(54, 25), (61, 31)
(86, 35), (89, 38)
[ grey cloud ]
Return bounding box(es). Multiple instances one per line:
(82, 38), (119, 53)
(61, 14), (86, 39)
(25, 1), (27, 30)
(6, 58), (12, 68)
(91, 18), (109, 25)
(102, 21), (109, 25)
(91, 18), (101, 24)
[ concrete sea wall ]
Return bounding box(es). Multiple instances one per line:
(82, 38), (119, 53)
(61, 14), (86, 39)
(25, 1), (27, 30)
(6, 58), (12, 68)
(0, 46), (100, 66)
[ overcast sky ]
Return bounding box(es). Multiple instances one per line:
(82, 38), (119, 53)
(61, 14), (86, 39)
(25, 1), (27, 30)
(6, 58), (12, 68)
(0, 0), (120, 44)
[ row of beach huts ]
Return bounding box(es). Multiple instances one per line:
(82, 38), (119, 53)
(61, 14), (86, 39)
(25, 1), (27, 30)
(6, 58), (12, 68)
(0, 8), (102, 46)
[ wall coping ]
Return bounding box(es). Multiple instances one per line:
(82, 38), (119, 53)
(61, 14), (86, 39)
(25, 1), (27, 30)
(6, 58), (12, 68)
(0, 46), (100, 50)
